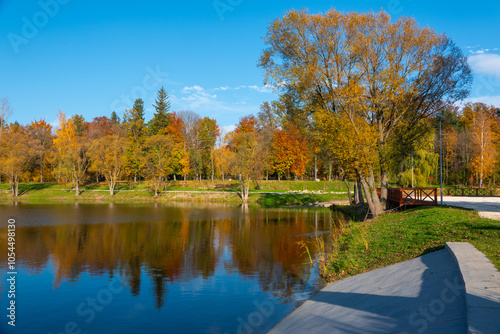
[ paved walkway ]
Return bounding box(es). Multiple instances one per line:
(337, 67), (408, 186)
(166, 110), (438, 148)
(270, 243), (500, 334)
(443, 196), (500, 220)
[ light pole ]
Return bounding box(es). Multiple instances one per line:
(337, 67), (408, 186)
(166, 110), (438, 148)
(410, 152), (414, 189)
(437, 113), (444, 205)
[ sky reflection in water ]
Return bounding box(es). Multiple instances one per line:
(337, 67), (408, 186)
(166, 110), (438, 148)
(0, 202), (337, 334)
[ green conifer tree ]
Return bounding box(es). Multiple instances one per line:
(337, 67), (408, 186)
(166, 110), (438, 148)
(148, 87), (171, 135)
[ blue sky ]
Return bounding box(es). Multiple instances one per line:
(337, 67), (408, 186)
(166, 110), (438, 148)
(0, 0), (499, 131)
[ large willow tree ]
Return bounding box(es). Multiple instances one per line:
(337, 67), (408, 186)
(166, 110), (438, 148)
(259, 9), (472, 216)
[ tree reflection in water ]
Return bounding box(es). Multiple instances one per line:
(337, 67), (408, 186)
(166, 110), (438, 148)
(0, 205), (337, 309)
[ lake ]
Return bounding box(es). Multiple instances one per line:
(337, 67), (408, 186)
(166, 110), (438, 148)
(0, 202), (337, 334)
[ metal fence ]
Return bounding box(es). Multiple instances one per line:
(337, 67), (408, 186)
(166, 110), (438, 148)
(443, 188), (500, 197)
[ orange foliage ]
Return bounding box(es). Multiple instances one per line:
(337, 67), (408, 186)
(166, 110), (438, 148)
(272, 123), (310, 179)
(165, 112), (184, 142)
(235, 116), (257, 133)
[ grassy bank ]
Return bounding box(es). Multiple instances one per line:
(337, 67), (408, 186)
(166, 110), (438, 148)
(323, 206), (500, 282)
(0, 180), (350, 206)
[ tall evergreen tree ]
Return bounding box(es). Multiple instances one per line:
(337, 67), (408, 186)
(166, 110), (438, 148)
(111, 111), (121, 124)
(148, 87), (171, 135)
(70, 115), (85, 136)
(132, 98), (145, 121)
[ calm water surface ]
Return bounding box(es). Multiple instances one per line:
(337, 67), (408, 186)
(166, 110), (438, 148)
(0, 202), (336, 334)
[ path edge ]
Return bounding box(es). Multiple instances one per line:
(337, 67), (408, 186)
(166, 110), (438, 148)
(445, 242), (500, 334)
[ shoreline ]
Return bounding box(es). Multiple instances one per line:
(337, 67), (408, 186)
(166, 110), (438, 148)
(0, 187), (348, 207)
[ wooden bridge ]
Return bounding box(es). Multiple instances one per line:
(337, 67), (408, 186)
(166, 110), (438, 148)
(378, 188), (438, 207)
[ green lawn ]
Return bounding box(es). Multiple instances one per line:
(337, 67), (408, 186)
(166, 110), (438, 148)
(323, 205), (500, 282)
(0, 180), (350, 205)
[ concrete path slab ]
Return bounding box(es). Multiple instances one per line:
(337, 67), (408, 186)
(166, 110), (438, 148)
(443, 196), (500, 220)
(270, 250), (467, 334)
(270, 243), (500, 334)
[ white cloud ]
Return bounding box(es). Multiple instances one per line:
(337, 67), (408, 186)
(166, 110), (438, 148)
(202, 85), (275, 93)
(221, 124), (235, 134)
(247, 84), (273, 93)
(171, 83), (278, 118)
(468, 53), (500, 78)
(181, 85), (217, 100)
(213, 86), (230, 91)
(462, 95), (500, 107)
(182, 85), (205, 93)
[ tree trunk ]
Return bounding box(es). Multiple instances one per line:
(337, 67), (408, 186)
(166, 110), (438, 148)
(328, 162), (332, 181)
(109, 179), (115, 196)
(211, 154), (215, 183)
(244, 180), (250, 203)
(239, 175), (249, 203)
(40, 159), (43, 183)
(75, 183), (80, 197)
(356, 180), (364, 205)
(354, 182), (359, 204)
(343, 178), (352, 204)
(173, 174), (177, 181)
(358, 169), (383, 217)
(379, 170), (389, 210)
(12, 176), (19, 197)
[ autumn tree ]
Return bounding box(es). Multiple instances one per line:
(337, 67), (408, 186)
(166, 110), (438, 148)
(213, 140), (232, 182)
(53, 112), (91, 196)
(260, 9), (472, 215)
(0, 124), (35, 196)
(141, 135), (176, 196)
(462, 103), (499, 187)
(148, 87), (171, 136)
(28, 119), (53, 182)
(123, 99), (147, 182)
(257, 102), (277, 180)
(178, 110), (201, 181)
(86, 116), (115, 141)
(164, 112), (190, 180)
(89, 134), (127, 195)
(227, 117), (265, 203)
(272, 123), (310, 180)
(198, 117), (220, 181)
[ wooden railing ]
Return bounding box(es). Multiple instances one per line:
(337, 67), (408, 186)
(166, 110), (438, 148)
(378, 188), (438, 206)
(443, 187), (500, 197)
(401, 188), (437, 205)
